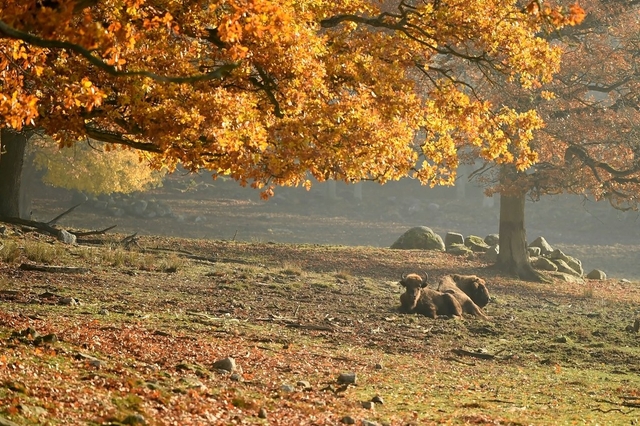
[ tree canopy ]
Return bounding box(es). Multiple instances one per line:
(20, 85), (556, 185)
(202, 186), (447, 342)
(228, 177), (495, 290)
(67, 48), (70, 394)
(472, 0), (640, 209)
(0, 0), (584, 197)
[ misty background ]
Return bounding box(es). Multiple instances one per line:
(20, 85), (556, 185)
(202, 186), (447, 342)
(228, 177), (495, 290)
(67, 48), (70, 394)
(27, 169), (640, 281)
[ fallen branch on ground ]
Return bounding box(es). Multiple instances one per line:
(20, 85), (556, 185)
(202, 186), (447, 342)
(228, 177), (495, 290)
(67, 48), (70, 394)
(20, 263), (90, 274)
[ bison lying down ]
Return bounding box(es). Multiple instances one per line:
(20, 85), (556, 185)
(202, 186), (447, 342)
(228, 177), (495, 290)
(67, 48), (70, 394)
(399, 272), (489, 320)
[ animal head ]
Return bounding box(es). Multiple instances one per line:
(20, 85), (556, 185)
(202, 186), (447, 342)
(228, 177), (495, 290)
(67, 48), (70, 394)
(451, 274), (490, 308)
(400, 272), (429, 290)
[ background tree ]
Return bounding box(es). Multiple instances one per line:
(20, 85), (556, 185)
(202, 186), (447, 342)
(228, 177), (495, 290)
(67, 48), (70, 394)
(31, 136), (165, 196)
(460, 0), (639, 279)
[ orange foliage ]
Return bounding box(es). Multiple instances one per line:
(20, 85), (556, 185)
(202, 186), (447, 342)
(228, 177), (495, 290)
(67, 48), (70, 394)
(0, 0), (581, 196)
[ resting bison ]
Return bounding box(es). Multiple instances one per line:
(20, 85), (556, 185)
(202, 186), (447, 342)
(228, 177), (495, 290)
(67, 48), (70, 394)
(399, 272), (463, 318)
(449, 274), (490, 308)
(437, 275), (489, 319)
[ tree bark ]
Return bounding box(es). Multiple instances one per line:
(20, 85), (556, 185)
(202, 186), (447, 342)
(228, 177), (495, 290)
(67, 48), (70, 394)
(496, 193), (544, 281)
(0, 129), (28, 218)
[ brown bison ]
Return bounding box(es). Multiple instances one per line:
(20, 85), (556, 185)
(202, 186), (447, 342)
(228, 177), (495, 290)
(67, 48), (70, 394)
(437, 275), (489, 320)
(448, 274), (491, 308)
(399, 272), (463, 318)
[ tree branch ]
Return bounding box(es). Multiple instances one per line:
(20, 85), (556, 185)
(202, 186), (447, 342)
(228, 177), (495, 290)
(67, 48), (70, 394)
(0, 20), (239, 84)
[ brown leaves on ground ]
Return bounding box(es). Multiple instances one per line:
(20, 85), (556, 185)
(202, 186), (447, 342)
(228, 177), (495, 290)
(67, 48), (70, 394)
(2, 230), (640, 424)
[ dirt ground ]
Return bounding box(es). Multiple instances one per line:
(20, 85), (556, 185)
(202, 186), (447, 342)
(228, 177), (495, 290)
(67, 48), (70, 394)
(2, 226), (640, 424)
(30, 175), (640, 280)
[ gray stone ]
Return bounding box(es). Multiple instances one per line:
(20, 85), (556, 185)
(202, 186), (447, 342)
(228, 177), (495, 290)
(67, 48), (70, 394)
(586, 269), (607, 280)
(529, 236), (554, 255)
(565, 256), (583, 276)
(341, 416), (356, 425)
(361, 401), (375, 410)
(57, 229), (76, 244)
(552, 259), (581, 277)
(484, 245), (499, 263)
(446, 244), (473, 256)
(527, 246), (541, 257)
(337, 372), (357, 384)
(464, 235), (490, 252)
(532, 257), (558, 271)
(484, 234), (499, 246)
(390, 227), (445, 251)
(444, 232), (464, 248)
(280, 384), (295, 392)
(212, 357), (236, 373)
(548, 272), (585, 284)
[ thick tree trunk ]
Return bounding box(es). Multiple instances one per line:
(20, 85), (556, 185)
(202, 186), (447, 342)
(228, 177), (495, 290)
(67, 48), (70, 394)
(0, 129), (28, 218)
(496, 193), (544, 281)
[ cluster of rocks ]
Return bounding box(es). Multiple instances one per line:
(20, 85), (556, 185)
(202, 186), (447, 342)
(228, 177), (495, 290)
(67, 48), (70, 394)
(391, 226), (607, 281)
(73, 192), (176, 220)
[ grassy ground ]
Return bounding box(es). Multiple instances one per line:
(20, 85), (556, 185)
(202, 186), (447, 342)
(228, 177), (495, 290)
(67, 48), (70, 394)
(1, 228), (640, 425)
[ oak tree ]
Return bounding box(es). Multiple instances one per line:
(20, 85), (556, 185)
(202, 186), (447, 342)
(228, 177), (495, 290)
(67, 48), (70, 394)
(459, 0), (638, 279)
(1, 0), (582, 245)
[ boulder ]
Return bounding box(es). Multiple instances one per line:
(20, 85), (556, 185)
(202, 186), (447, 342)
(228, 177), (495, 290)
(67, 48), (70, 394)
(444, 232), (464, 248)
(464, 235), (490, 252)
(484, 245), (499, 263)
(529, 236), (554, 256)
(532, 257), (558, 271)
(447, 244), (473, 256)
(391, 227), (445, 251)
(552, 259), (581, 277)
(484, 234), (499, 246)
(527, 246), (541, 257)
(586, 269), (607, 280)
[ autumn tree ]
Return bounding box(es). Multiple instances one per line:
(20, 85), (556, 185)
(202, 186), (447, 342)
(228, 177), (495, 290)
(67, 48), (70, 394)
(0, 1), (582, 239)
(460, 0), (638, 279)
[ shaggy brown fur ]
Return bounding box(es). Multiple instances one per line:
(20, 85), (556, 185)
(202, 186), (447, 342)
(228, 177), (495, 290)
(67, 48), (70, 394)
(438, 275), (489, 319)
(399, 273), (463, 318)
(450, 274), (491, 308)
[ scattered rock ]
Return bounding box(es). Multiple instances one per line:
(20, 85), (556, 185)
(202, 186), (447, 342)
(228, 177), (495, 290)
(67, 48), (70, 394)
(230, 373), (243, 382)
(532, 257), (558, 271)
(444, 232), (464, 248)
(280, 384), (295, 393)
(529, 236), (554, 256)
(212, 357), (236, 373)
(390, 227), (445, 251)
(341, 416), (356, 424)
(33, 333), (58, 346)
(464, 235), (490, 252)
(122, 413), (146, 425)
(296, 380), (312, 390)
(361, 401), (375, 410)
(446, 243), (473, 256)
(337, 372), (357, 385)
(57, 229), (77, 245)
(484, 234), (499, 246)
(58, 297), (78, 306)
(361, 420), (380, 426)
(552, 259), (581, 277)
(586, 269), (607, 280)
(483, 245), (499, 263)
(258, 407), (268, 419)
(371, 395), (384, 404)
(74, 353), (106, 368)
(527, 246), (541, 257)
(374, 363), (383, 370)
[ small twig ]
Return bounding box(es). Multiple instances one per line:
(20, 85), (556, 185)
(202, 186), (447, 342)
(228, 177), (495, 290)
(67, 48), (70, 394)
(232, 230), (238, 241)
(444, 356), (476, 366)
(592, 407), (634, 414)
(47, 204), (82, 225)
(293, 304), (300, 317)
